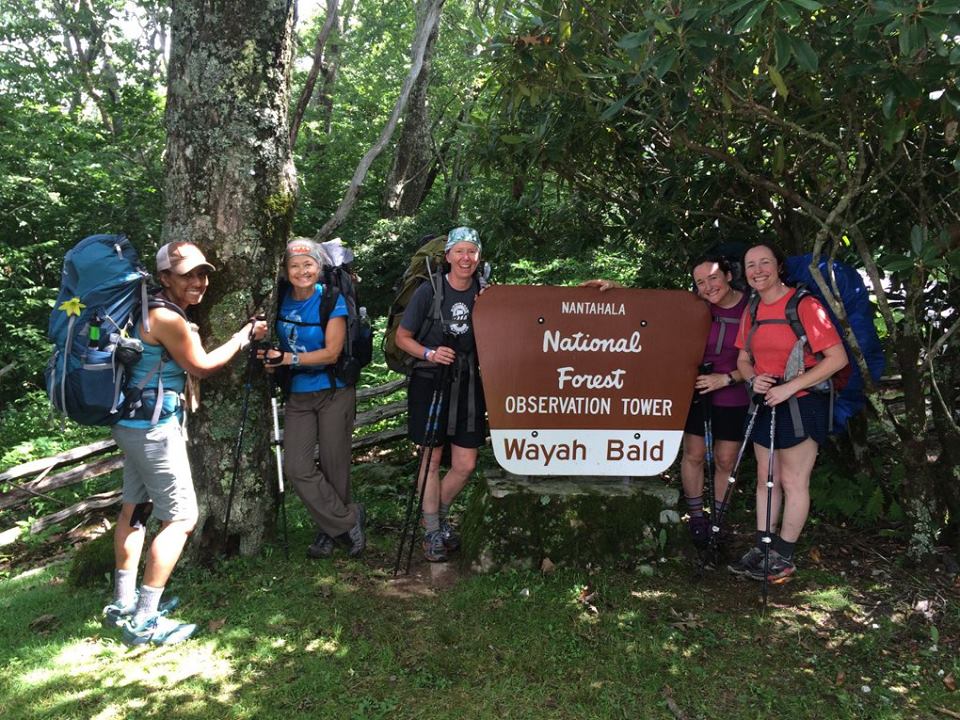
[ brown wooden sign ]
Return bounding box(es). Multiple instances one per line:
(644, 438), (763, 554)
(474, 285), (710, 476)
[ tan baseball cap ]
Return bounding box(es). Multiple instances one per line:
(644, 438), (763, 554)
(156, 242), (216, 275)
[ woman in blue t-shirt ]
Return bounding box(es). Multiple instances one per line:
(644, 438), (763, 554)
(261, 238), (365, 559)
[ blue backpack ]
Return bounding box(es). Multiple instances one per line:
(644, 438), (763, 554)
(45, 234), (161, 426)
(744, 254), (885, 434)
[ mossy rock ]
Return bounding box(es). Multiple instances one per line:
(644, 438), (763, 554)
(68, 531), (115, 589)
(459, 471), (681, 572)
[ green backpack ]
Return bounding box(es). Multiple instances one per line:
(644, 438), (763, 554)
(382, 236), (448, 375)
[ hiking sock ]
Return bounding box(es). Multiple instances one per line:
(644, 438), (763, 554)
(423, 512), (440, 534)
(684, 495), (705, 518)
(132, 584), (164, 626)
(773, 537), (795, 559)
(114, 568), (137, 608)
(755, 530), (770, 549)
(438, 502), (451, 522)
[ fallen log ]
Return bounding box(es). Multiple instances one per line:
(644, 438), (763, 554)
(30, 490), (123, 534)
(0, 455), (123, 511)
(0, 438), (116, 485)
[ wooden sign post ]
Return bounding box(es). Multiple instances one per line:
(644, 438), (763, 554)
(474, 286), (710, 476)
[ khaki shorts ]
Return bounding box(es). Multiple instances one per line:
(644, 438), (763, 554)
(111, 421), (198, 523)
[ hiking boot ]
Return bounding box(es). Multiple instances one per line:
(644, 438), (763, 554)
(341, 504), (366, 558)
(307, 531), (335, 559)
(748, 548), (796, 582)
(422, 530), (448, 563)
(687, 515), (710, 548)
(121, 614), (197, 647)
(101, 594), (180, 629)
(728, 546), (764, 577)
(440, 518), (461, 552)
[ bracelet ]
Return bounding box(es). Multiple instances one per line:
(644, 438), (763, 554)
(727, 373), (735, 386)
(423, 347), (433, 360)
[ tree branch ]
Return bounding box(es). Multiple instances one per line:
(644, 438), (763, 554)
(289, 0), (339, 147)
(315, 0), (445, 241)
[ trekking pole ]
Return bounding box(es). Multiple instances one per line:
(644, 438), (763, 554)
(699, 362), (716, 522)
(223, 319), (262, 545)
(708, 397), (762, 559)
(267, 372), (289, 559)
(394, 361), (449, 575)
(761, 399), (777, 615)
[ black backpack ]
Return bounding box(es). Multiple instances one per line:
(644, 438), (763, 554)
(274, 242), (373, 393)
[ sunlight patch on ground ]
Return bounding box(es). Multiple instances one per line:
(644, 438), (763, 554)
(18, 636), (241, 707)
(795, 586), (855, 611)
(304, 637), (341, 655)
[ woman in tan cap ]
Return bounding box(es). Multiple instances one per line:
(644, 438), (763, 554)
(106, 241), (267, 647)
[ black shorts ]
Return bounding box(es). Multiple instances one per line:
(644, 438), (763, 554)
(407, 369), (486, 449)
(684, 398), (749, 442)
(750, 392), (829, 449)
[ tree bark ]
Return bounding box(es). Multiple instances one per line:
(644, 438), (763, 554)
(163, 0), (297, 559)
(380, 0), (441, 218)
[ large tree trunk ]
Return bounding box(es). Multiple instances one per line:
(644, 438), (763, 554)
(163, 0), (297, 560)
(380, 0), (440, 218)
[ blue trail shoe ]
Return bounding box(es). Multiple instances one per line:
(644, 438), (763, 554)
(439, 518), (461, 552)
(121, 614), (197, 647)
(102, 594), (180, 629)
(422, 529), (448, 563)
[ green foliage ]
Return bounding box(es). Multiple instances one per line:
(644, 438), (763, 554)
(0, 1), (166, 397)
(67, 532), (114, 588)
(0, 391), (107, 472)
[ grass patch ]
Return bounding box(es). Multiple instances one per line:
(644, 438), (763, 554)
(1, 510), (958, 720)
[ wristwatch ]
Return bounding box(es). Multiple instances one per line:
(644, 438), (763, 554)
(727, 373), (735, 386)
(290, 351), (300, 366)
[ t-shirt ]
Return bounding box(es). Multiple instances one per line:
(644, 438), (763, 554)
(400, 276), (478, 356)
(736, 288), (842, 395)
(702, 293), (749, 408)
(277, 284), (348, 392)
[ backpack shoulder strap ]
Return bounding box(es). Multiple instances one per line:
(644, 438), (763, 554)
(147, 295), (188, 321)
(744, 292), (761, 363)
(318, 283), (341, 328)
(416, 258), (445, 343)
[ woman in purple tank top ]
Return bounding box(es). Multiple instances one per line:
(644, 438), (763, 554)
(680, 254), (750, 558)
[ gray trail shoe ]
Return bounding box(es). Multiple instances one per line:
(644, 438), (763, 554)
(307, 531), (335, 559)
(344, 504), (366, 558)
(728, 546), (764, 577)
(748, 548), (796, 582)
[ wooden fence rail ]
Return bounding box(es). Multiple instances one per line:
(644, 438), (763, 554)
(1, 379), (409, 535)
